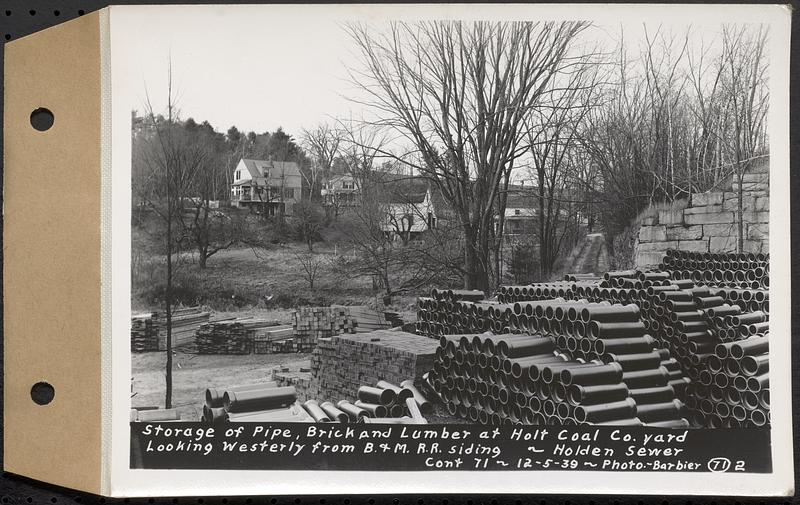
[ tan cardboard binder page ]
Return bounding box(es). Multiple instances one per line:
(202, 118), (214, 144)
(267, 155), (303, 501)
(4, 11), (104, 494)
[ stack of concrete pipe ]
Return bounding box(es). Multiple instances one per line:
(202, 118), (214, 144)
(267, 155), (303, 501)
(427, 332), (688, 426)
(660, 249), (769, 289)
(416, 248), (770, 428)
(685, 335), (770, 428)
(202, 379), (431, 424)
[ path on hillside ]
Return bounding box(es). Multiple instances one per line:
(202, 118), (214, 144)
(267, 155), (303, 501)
(564, 233), (609, 276)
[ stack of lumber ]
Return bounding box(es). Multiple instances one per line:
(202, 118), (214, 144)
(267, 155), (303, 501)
(195, 318), (280, 355)
(253, 326), (296, 354)
(347, 305), (393, 332)
(154, 307), (211, 349)
(293, 306), (356, 341)
(131, 313), (161, 352)
(130, 408), (181, 422)
(130, 307), (210, 352)
(303, 330), (439, 404)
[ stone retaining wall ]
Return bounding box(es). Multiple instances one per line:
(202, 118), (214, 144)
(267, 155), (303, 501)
(635, 160), (769, 267)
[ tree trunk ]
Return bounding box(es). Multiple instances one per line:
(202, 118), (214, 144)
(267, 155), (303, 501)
(165, 205), (173, 410)
(198, 245), (208, 269)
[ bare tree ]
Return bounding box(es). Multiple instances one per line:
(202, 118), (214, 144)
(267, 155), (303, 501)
(295, 251), (326, 289)
(133, 62), (199, 409)
(719, 25), (769, 252)
(302, 123), (342, 201)
(293, 199), (325, 252)
(347, 21), (590, 291)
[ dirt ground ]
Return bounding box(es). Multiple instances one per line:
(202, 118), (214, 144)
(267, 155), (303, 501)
(131, 350), (311, 420)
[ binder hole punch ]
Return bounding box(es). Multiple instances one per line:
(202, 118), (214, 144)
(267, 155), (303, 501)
(30, 382), (55, 406)
(30, 108), (54, 131)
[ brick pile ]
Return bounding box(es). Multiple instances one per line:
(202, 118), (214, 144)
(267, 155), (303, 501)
(301, 330), (439, 403)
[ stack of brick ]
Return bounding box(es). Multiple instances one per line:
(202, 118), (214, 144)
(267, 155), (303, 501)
(271, 368), (313, 392)
(300, 330), (439, 403)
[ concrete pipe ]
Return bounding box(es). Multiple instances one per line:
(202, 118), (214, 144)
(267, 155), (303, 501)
(223, 386), (297, 413)
(389, 404), (405, 417)
(497, 336), (555, 359)
(574, 398), (637, 423)
(303, 400), (332, 423)
(400, 380), (433, 415)
(635, 399), (685, 423)
(593, 336), (656, 355)
(750, 408), (768, 427)
(203, 405), (228, 423)
(747, 373), (769, 393)
(602, 351), (661, 372)
(320, 402), (349, 423)
(588, 321), (647, 339)
(731, 404), (748, 422)
(627, 385), (675, 405)
(206, 381), (279, 409)
(713, 372), (729, 389)
(354, 400), (388, 418)
(568, 383), (628, 406)
(759, 390), (770, 409)
(621, 367), (669, 388)
(357, 385), (396, 406)
(580, 304), (641, 323)
(541, 362), (597, 384)
(560, 362), (623, 386)
(730, 336), (769, 359)
(362, 416), (415, 425)
(377, 380), (414, 402)
(732, 375), (749, 392)
(647, 418), (690, 428)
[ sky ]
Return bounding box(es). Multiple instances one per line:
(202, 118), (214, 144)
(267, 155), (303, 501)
(111, 4), (783, 139)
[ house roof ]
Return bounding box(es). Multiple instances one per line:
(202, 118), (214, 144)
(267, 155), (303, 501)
(239, 158), (301, 179)
(373, 175), (430, 204)
(504, 188), (538, 210)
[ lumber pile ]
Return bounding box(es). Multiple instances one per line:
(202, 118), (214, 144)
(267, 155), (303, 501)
(253, 326), (298, 354)
(302, 331), (439, 404)
(345, 305), (402, 333)
(293, 306), (356, 340)
(130, 408), (181, 422)
(131, 313), (161, 352)
(131, 307), (210, 352)
(195, 318), (280, 354)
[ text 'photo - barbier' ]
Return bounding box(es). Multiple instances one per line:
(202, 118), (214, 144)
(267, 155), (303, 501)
(130, 17), (770, 430)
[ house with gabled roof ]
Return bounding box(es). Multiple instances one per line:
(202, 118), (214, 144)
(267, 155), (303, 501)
(374, 175), (437, 241)
(230, 158), (302, 216)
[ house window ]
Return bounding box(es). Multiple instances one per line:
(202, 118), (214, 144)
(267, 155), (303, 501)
(284, 188), (295, 199)
(235, 170), (241, 180)
(515, 209), (521, 216)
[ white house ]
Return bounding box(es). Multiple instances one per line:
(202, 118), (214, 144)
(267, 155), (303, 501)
(378, 177), (437, 241)
(230, 158), (302, 216)
(321, 174), (360, 208)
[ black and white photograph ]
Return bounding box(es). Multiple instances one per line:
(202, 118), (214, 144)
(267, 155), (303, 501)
(115, 3), (790, 492)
